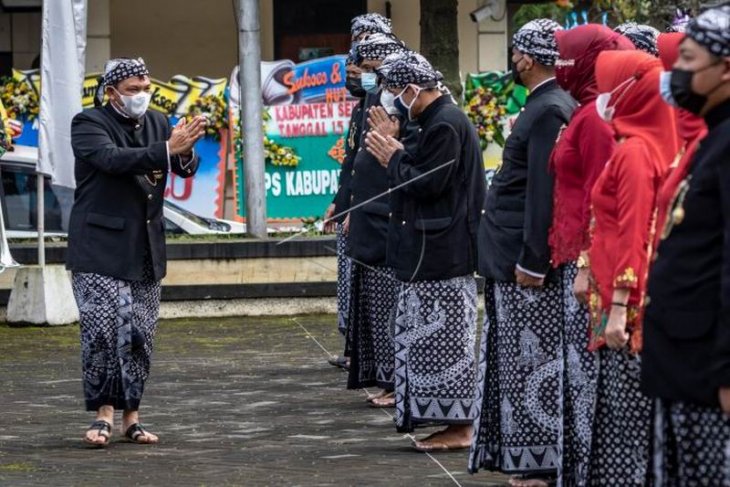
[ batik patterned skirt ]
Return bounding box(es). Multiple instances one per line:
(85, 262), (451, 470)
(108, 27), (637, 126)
(558, 263), (599, 487)
(394, 275), (479, 433)
(654, 399), (730, 486)
(347, 265), (398, 390)
(72, 262), (161, 412)
(469, 271), (565, 476)
(589, 348), (653, 486)
(336, 223), (352, 336)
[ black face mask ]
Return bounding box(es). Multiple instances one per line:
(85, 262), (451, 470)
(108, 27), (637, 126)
(670, 62), (724, 115)
(346, 75), (366, 98)
(511, 56), (526, 87)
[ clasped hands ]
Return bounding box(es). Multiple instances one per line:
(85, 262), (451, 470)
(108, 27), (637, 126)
(168, 116), (207, 157)
(364, 106), (403, 168)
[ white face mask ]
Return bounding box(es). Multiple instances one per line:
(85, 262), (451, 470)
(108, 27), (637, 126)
(380, 90), (399, 115)
(595, 76), (637, 123)
(595, 92), (614, 122)
(113, 87), (152, 119)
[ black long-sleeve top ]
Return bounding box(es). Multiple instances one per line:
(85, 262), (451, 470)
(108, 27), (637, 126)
(67, 104), (199, 281)
(331, 97), (365, 222)
(642, 99), (730, 407)
(477, 79), (575, 282)
(386, 95), (487, 282)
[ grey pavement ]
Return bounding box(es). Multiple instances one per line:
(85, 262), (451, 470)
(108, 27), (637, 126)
(0, 316), (509, 486)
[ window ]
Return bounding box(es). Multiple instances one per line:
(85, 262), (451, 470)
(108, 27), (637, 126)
(274, 0), (366, 61)
(0, 164), (63, 232)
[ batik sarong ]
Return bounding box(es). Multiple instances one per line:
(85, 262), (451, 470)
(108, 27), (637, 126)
(394, 275), (479, 433)
(558, 263), (599, 487)
(589, 348), (652, 486)
(336, 223), (352, 336)
(347, 265), (398, 390)
(469, 271), (566, 477)
(654, 399), (730, 487)
(72, 261), (161, 411)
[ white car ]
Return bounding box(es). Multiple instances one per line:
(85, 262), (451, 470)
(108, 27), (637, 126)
(1, 145), (248, 238)
(163, 200), (247, 235)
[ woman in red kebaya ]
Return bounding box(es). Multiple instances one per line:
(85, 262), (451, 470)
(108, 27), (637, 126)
(550, 25), (634, 486)
(654, 32), (707, 251)
(587, 50), (678, 485)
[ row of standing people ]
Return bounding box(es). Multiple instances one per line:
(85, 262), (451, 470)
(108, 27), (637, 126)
(329, 6), (730, 486)
(326, 13), (487, 450)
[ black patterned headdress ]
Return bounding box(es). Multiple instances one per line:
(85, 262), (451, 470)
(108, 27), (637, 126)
(512, 19), (562, 66)
(95, 57), (149, 107)
(351, 13), (392, 39)
(686, 5), (730, 57)
(615, 23), (660, 56)
(383, 52), (443, 89)
(357, 33), (407, 62)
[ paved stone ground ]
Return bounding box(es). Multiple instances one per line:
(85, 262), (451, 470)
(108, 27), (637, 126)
(0, 316), (509, 486)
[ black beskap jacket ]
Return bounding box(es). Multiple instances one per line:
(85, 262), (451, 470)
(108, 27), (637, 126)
(386, 95), (487, 282)
(642, 100), (730, 408)
(331, 97), (365, 222)
(67, 104), (199, 282)
(477, 79), (575, 282)
(346, 92), (404, 266)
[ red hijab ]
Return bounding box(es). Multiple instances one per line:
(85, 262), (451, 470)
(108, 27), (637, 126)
(595, 50), (679, 167)
(555, 24), (636, 104)
(657, 32), (707, 144)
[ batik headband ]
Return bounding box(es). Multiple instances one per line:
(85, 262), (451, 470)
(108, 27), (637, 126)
(686, 5), (730, 57)
(384, 52), (442, 89)
(512, 18), (563, 66)
(615, 23), (660, 56)
(351, 13), (392, 39)
(357, 33), (407, 62)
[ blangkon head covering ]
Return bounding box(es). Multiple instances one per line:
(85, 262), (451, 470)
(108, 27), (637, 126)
(614, 22), (660, 56)
(351, 13), (392, 39)
(383, 52), (443, 89)
(95, 57), (149, 107)
(685, 5), (730, 57)
(512, 19), (563, 66)
(357, 33), (407, 62)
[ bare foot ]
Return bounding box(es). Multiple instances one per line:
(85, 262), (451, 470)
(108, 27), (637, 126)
(370, 391), (395, 408)
(366, 389), (389, 403)
(509, 477), (550, 487)
(413, 424), (473, 452)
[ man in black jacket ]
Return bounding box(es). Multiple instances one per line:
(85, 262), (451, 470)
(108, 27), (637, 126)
(343, 33), (408, 405)
(468, 19), (576, 484)
(324, 14), (393, 370)
(642, 6), (730, 483)
(68, 57), (204, 447)
(365, 52), (487, 451)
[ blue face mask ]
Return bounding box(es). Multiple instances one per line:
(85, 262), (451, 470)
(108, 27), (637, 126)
(659, 71), (677, 107)
(361, 72), (379, 94)
(394, 85), (422, 121)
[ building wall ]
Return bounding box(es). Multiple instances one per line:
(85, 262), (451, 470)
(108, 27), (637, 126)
(0, 9), (41, 71)
(109, 0), (239, 80)
(366, 0), (508, 76)
(2, 0), (506, 80)
(87, 0), (111, 73)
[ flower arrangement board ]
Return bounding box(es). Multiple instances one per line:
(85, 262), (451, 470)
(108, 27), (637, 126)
(229, 56), (359, 221)
(464, 71), (528, 187)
